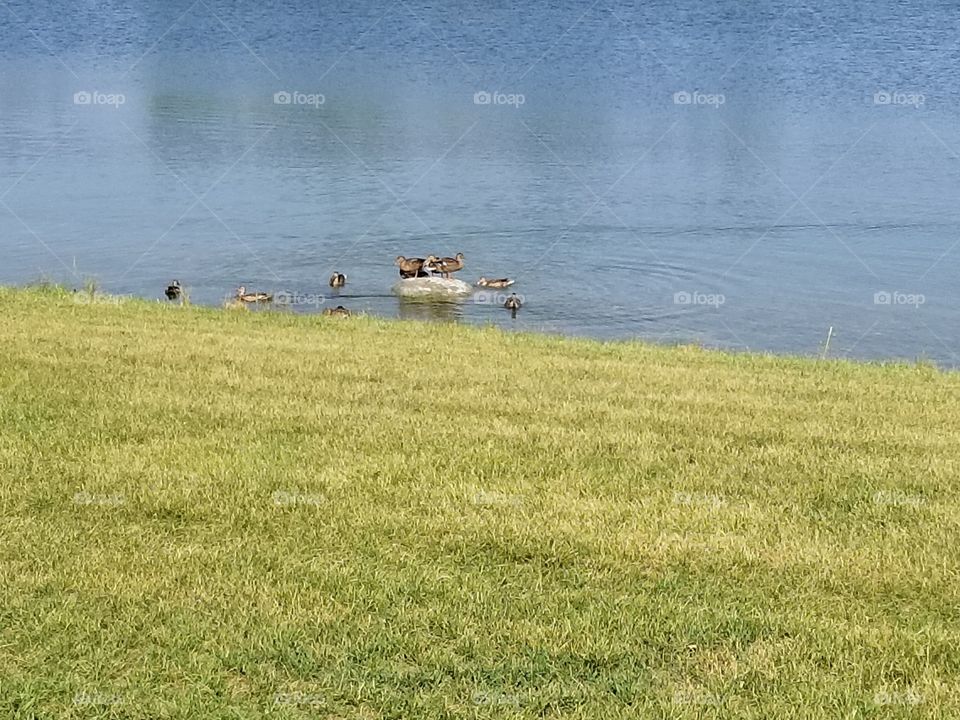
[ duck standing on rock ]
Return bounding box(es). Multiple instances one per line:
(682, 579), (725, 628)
(236, 286), (273, 304)
(504, 293), (522, 318)
(395, 256), (429, 279)
(165, 280), (182, 301)
(329, 272), (346, 288)
(429, 252), (465, 278)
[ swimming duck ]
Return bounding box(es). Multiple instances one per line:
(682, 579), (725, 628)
(395, 256), (429, 278)
(329, 272), (346, 288)
(431, 252), (465, 278)
(235, 286), (272, 303)
(477, 277), (514, 289)
(165, 280), (182, 301)
(323, 305), (351, 317)
(504, 293), (522, 317)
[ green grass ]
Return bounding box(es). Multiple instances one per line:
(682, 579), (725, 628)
(1, 285), (958, 719)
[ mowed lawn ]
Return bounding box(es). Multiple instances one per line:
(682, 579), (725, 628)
(1, 286), (959, 719)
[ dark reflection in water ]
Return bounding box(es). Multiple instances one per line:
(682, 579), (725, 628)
(397, 298), (465, 324)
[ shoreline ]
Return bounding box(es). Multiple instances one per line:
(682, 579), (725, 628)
(8, 282), (953, 375)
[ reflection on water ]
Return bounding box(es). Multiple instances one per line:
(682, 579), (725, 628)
(397, 298), (465, 324)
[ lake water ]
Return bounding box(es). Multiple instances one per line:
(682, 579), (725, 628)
(2, 0), (958, 364)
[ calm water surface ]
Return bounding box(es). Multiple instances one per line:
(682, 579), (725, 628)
(1, 1), (958, 363)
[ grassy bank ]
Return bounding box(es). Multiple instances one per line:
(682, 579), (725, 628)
(1, 285), (958, 719)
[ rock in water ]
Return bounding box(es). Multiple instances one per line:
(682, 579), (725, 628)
(392, 276), (474, 300)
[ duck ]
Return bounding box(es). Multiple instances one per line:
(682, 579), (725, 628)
(504, 293), (522, 317)
(235, 286), (273, 303)
(165, 280), (182, 301)
(477, 277), (514, 289)
(323, 305), (351, 317)
(431, 252), (465, 278)
(395, 256), (429, 279)
(329, 272), (346, 288)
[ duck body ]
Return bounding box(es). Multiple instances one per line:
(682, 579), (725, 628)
(329, 272), (346, 288)
(477, 277), (514, 289)
(235, 286), (273, 303)
(429, 252), (465, 278)
(504, 293), (522, 313)
(165, 280), (182, 301)
(395, 256), (430, 279)
(323, 305), (351, 317)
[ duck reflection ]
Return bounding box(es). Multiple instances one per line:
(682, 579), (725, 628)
(397, 298), (464, 323)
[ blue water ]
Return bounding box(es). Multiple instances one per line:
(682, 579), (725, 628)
(2, 1), (958, 363)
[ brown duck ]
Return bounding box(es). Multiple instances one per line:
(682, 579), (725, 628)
(430, 252), (465, 278)
(477, 277), (514, 289)
(395, 256), (429, 279)
(236, 286), (272, 303)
